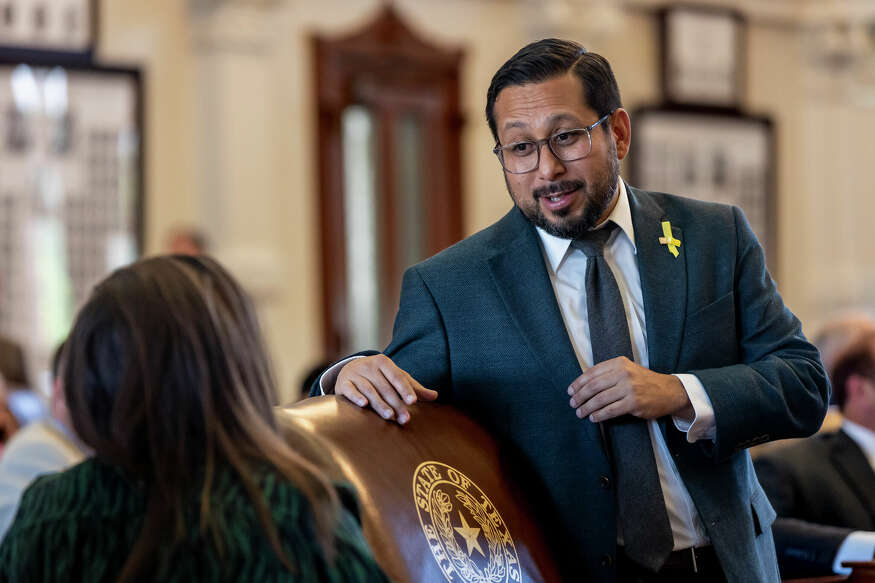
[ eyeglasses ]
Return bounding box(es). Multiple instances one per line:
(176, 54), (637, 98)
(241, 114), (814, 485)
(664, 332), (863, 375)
(493, 111), (614, 174)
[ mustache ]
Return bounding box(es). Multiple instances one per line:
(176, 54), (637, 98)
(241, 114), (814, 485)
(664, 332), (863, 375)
(533, 180), (585, 199)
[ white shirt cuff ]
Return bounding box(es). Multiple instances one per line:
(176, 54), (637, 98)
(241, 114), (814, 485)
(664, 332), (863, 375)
(317, 355), (364, 395)
(833, 531), (875, 575)
(671, 373), (716, 442)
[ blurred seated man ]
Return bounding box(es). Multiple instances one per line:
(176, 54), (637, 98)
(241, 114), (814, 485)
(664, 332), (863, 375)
(0, 375), (19, 457)
(814, 314), (875, 375)
(165, 225), (208, 256)
(814, 314), (875, 432)
(0, 335), (48, 428)
(0, 343), (88, 541)
(0, 336), (29, 390)
(755, 331), (875, 578)
(752, 313), (875, 457)
(4, 389), (47, 429)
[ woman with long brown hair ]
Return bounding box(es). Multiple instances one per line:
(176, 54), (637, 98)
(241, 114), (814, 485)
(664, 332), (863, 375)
(0, 255), (388, 582)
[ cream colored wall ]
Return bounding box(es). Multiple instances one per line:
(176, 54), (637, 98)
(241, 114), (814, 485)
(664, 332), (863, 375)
(95, 0), (527, 403)
(745, 21), (875, 334)
(98, 0), (197, 254)
(95, 1), (874, 402)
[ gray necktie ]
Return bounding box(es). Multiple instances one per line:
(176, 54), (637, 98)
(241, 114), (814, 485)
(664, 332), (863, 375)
(572, 223), (674, 572)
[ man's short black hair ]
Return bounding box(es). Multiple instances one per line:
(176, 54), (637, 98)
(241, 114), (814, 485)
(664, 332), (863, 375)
(485, 38), (622, 142)
(831, 331), (875, 410)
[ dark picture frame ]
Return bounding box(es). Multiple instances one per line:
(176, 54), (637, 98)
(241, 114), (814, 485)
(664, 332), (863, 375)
(0, 0), (97, 62)
(629, 106), (777, 274)
(0, 56), (143, 373)
(0, 55), (144, 244)
(660, 4), (746, 109)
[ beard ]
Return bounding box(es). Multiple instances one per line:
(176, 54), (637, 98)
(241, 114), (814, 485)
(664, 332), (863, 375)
(507, 140), (620, 239)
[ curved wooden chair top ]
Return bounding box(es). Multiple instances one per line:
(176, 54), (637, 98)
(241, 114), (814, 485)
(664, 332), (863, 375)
(278, 395), (562, 583)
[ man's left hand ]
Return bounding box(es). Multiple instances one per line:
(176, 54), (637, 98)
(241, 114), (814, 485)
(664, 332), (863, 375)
(567, 356), (694, 422)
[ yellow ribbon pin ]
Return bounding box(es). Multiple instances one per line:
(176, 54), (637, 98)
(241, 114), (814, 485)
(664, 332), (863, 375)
(658, 221), (681, 258)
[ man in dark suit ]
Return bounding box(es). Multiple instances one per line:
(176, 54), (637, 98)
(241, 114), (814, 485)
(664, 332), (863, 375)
(755, 332), (875, 579)
(317, 39), (828, 582)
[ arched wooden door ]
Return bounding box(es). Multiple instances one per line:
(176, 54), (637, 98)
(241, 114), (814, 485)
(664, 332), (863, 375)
(314, 6), (464, 357)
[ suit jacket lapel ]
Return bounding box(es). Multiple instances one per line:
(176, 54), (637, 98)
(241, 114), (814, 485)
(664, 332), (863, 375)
(628, 185), (688, 374)
(832, 430), (875, 522)
(485, 209), (584, 395)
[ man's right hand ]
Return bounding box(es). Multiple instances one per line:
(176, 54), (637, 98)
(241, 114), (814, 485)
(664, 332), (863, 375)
(336, 354), (437, 425)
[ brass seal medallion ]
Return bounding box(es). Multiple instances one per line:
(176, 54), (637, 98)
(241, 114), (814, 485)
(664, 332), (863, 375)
(412, 461), (522, 583)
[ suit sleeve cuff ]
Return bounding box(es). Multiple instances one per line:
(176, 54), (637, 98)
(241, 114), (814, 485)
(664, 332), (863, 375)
(671, 373), (716, 443)
(833, 531), (875, 574)
(318, 355), (365, 395)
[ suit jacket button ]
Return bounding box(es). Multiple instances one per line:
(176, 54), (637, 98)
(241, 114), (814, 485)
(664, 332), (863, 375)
(600, 553), (614, 568)
(599, 475), (611, 489)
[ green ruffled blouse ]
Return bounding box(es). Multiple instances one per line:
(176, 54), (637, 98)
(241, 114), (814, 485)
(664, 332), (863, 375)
(0, 458), (389, 583)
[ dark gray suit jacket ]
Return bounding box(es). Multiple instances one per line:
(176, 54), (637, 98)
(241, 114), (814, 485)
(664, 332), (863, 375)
(339, 185), (829, 582)
(754, 430), (875, 578)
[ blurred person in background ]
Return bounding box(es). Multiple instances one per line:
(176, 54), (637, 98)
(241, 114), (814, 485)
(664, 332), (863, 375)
(0, 335), (46, 429)
(813, 314), (875, 432)
(0, 342), (88, 542)
(165, 225), (209, 256)
(0, 375), (19, 457)
(0, 336), (29, 390)
(755, 331), (875, 578)
(813, 314), (875, 375)
(751, 312), (875, 458)
(0, 255), (388, 582)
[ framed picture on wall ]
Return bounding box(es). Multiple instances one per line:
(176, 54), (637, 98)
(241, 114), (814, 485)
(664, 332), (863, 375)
(0, 58), (141, 384)
(660, 5), (745, 108)
(0, 0), (96, 60)
(629, 106), (776, 272)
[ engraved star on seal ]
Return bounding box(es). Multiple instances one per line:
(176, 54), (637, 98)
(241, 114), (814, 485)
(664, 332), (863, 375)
(454, 512), (485, 558)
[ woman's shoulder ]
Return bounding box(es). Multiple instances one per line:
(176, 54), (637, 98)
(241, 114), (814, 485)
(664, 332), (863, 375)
(209, 465), (337, 534)
(259, 471), (389, 582)
(252, 468), (363, 526)
(0, 458), (142, 580)
(14, 457), (139, 528)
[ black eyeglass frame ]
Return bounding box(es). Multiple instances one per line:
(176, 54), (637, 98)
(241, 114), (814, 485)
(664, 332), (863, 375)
(492, 110), (615, 174)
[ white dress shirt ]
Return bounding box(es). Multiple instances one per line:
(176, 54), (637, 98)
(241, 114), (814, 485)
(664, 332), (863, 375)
(832, 419), (875, 574)
(536, 179), (712, 549)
